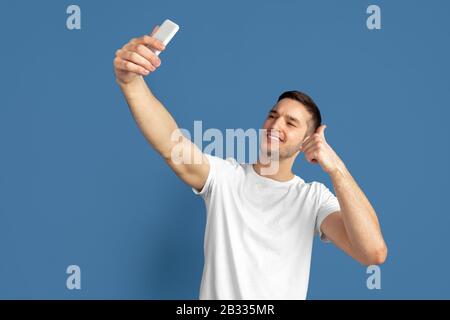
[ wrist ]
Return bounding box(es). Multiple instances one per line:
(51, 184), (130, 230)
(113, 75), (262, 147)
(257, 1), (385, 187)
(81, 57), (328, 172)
(328, 160), (348, 179)
(116, 76), (145, 89)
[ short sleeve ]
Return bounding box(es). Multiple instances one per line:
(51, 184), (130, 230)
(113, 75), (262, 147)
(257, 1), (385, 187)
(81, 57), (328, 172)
(191, 154), (216, 199)
(192, 153), (237, 200)
(314, 183), (341, 242)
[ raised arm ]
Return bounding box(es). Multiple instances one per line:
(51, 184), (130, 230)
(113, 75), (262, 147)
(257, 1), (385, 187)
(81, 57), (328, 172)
(113, 26), (209, 191)
(301, 125), (387, 266)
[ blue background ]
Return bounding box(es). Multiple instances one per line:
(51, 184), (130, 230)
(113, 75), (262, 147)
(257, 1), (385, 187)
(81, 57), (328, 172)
(0, 0), (449, 299)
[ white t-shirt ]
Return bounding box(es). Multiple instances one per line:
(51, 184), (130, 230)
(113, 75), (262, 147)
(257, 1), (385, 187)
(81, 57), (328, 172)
(192, 154), (340, 300)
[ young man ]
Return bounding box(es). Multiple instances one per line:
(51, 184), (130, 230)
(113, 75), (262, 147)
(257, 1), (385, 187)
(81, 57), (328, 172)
(113, 26), (387, 299)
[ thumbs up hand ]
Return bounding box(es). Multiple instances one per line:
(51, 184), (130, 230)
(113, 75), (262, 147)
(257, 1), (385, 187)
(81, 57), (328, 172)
(300, 125), (344, 175)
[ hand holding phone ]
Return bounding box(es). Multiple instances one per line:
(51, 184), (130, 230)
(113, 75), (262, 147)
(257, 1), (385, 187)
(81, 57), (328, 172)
(150, 19), (180, 56)
(114, 19), (180, 84)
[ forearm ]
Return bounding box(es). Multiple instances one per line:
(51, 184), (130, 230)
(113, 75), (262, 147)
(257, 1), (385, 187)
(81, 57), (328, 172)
(329, 162), (387, 261)
(118, 76), (179, 159)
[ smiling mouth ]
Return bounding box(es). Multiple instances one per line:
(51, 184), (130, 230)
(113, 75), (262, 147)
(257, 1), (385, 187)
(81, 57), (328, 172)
(266, 131), (284, 143)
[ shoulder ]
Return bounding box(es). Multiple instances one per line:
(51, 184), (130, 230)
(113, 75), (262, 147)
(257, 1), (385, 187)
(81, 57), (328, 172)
(292, 178), (330, 199)
(308, 181), (328, 192)
(204, 154), (244, 174)
(205, 154), (240, 167)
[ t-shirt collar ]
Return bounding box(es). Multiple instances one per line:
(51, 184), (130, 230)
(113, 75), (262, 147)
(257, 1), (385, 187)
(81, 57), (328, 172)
(248, 163), (301, 187)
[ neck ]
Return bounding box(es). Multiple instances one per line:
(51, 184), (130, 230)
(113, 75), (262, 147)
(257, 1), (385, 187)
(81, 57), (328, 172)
(253, 156), (296, 182)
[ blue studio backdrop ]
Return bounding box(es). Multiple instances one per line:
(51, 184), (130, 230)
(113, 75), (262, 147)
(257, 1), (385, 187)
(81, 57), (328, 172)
(0, 0), (449, 299)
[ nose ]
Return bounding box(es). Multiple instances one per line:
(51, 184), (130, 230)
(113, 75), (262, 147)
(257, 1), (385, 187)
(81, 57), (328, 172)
(270, 117), (283, 131)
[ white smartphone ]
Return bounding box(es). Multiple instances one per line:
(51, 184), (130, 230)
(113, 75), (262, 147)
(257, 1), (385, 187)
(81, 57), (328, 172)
(151, 19), (180, 56)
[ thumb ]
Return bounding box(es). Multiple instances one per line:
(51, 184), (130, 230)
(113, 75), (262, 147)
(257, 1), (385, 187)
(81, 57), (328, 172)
(316, 124), (327, 138)
(150, 25), (160, 36)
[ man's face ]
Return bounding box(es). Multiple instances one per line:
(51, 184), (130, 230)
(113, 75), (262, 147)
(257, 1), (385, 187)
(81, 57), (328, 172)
(260, 98), (312, 160)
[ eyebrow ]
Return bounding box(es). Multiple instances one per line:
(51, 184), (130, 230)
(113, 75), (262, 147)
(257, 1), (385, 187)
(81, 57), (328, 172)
(269, 110), (301, 125)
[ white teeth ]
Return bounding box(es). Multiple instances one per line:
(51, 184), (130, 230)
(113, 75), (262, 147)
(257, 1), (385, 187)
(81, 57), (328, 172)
(269, 135), (280, 141)
(267, 133), (281, 142)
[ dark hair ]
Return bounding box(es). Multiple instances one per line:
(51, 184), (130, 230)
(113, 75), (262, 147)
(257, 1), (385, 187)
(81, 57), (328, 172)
(277, 90), (322, 134)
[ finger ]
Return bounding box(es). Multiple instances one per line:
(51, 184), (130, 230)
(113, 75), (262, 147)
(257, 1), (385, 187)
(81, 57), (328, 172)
(115, 57), (152, 76)
(126, 35), (165, 51)
(304, 151), (317, 164)
(301, 135), (311, 144)
(304, 149), (319, 164)
(300, 134), (322, 151)
(132, 43), (161, 67)
(141, 35), (166, 51)
(302, 145), (320, 158)
(301, 143), (314, 155)
(299, 135), (311, 151)
(150, 25), (160, 36)
(316, 124), (327, 138)
(300, 139), (314, 152)
(126, 35), (166, 52)
(117, 49), (156, 72)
